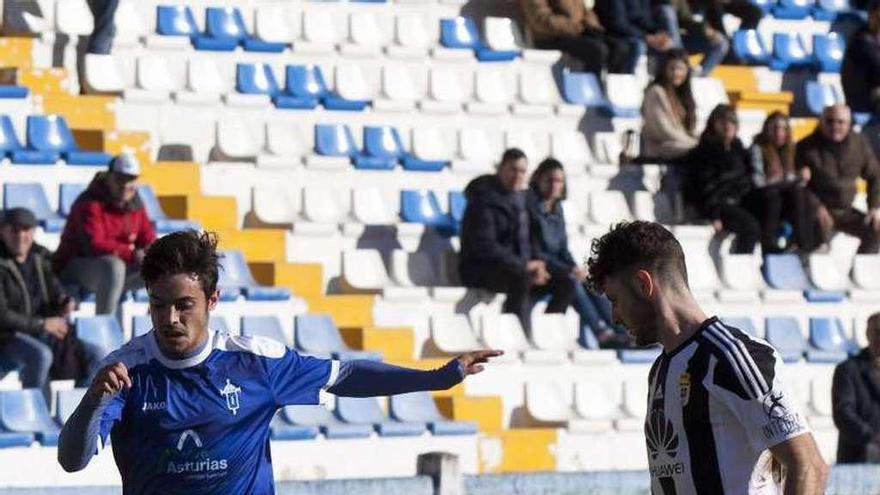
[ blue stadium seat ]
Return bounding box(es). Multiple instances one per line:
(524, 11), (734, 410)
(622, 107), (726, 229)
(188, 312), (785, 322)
(76, 316), (124, 358)
(2, 183), (65, 232)
(357, 126), (404, 170)
(770, 33), (812, 71)
(439, 17), (518, 62)
(751, 0), (775, 14)
(314, 124), (358, 158)
(0, 389), (59, 446)
(294, 314), (381, 361)
(236, 63), (282, 98)
(240, 315), (289, 346)
(448, 191), (466, 224)
(807, 317), (849, 363)
(201, 7), (286, 53)
(772, 0), (812, 19)
(618, 346), (663, 363)
(335, 397), (426, 437)
(813, 33), (845, 72)
(400, 190), (456, 235)
(0, 86), (27, 99)
(137, 185), (201, 234)
(59, 183), (86, 217)
(219, 251), (290, 301)
(282, 405), (373, 439)
(55, 388), (87, 425)
(156, 5), (199, 37)
(277, 65), (328, 110)
(561, 72), (609, 107)
(270, 413), (319, 441)
(812, 0), (855, 19)
(0, 115), (41, 163)
(805, 81), (844, 116)
(732, 30), (771, 65)
(133, 315), (152, 337)
(762, 254), (845, 302)
(390, 392), (477, 435)
(765, 317), (805, 363)
(25, 115), (112, 166)
(720, 317), (757, 336)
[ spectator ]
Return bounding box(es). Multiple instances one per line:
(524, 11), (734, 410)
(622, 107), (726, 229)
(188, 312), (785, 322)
(683, 104), (761, 254)
(637, 49), (699, 163)
(832, 313), (880, 463)
(520, 0), (637, 74)
(459, 149), (575, 334)
(841, 0), (880, 114)
(652, 0), (730, 76)
(0, 208), (103, 391)
(688, 0), (762, 39)
(54, 153), (157, 316)
(595, 0), (674, 74)
(526, 159), (629, 347)
(795, 104), (880, 253)
(750, 112), (832, 253)
(86, 0), (121, 55)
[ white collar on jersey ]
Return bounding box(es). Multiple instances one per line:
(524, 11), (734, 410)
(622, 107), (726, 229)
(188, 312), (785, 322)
(147, 329), (216, 369)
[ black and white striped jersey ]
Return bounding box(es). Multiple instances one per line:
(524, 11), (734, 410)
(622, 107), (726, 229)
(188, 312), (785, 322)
(645, 317), (810, 495)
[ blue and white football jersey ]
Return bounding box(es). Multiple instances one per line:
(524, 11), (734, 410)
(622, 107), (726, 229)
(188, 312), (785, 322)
(97, 330), (337, 494)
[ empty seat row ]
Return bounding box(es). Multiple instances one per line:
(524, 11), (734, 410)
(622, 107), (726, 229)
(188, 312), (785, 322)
(764, 315), (856, 363)
(0, 115), (111, 166)
(732, 30), (844, 72)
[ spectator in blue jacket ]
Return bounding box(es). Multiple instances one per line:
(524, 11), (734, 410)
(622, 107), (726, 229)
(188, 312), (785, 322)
(595, 0), (674, 73)
(526, 159), (630, 347)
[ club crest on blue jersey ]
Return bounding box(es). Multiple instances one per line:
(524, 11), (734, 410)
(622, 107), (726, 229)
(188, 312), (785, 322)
(220, 378), (242, 415)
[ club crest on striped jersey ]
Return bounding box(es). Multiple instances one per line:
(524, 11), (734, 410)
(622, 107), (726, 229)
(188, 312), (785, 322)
(679, 373), (691, 406)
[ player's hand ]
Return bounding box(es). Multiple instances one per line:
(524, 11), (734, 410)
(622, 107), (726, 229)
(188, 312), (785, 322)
(88, 362), (132, 399)
(456, 350), (504, 376)
(43, 317), (69, 340)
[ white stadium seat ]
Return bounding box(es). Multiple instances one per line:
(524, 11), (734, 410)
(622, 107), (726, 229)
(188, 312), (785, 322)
(456, 128), (498, 173)
(632, 192), (674, 223)
(390, 250), (438, 287)
(480, 313), (531, 356)
(468, 69), (511, 115)
(550, 131), (592, 173)
(525, 381), (573, 423)
(681, 242), (720, 299)
(692, 77), (729, 118)
(621, 379), (648, 420)
(343, 12), (383, 57)
(430, 315), (482, 354)
(127, 55), (177, 102)
(253, 186), (301, 225)
(719, 254), (762, 291)
(604, 74), (642, 113)
(215, 119), (259, 161)
(341, 249), (390, 291)
(504, 130), (540, 164)
(412, 128), (453, 162)
(113, 0), (148, 47)
(254, 5), (298, 44)
(387, 14), (430, 59)
(83, 54), (124, 94)
(302, 187), (345, 224)
(334, 64), (374, 101)
(574, 381), (624, 421)
(351, 188), (395, 225)
(300, 10), (341, 54)
(810, 376), (833, 418)
(374, 65), (419, 112)
(514, 69), (557, 116)
(483, 17), (524, 52)
(852, 255), (880, 290)
(809, 253), (849, 291)
(179, 58), (227, 104)
(588, 191), (631, 224)
(261, 122), (306, 166)
(55, 0), (93, 35)
(421, 67), (464, 114)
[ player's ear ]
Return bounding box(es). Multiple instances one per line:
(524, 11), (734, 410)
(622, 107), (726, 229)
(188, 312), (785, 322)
(207, 289), (220, 310)
(634, 269), (654, 298)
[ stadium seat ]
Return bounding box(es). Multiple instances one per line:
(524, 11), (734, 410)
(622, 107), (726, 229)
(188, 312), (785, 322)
(604, 74), (642, 118)
(719, 255), (763, 291)
(691, 77), (730, 117)
(561, 71), (606, 108)
(763, 254), (844, 301)
(3, 183), (65, 232)
(0, 389), (58, 446)
(751, 0), (775, 14)
(479, 313), (531, 357)
(137, 185), (201, 234)
(620, 379), (648, 421)
(375, 65), (419, 112)
(805, 81), (844, 116)
(270, 413), (320, 441)
(357, 126), (404, 170)
(813, 0), (855, 19)
(83, 53), (125, 94)
(422, 67), (465, 114)
(280, 65), (328, 109)
(430, 315), (482, 354)
(765, 317), (805, 363)
(483, 17), (524, 56)
(448, 191), (466, 224)
(574, 381), (624, 423)
(253, 5), (297, 45)
(808, 253), (849, 291)
(76, 316), (124, 359)
(241, 316), (289, 346)
(55, 388), (87, 425)
(294, 314), (381, 361)
(55, 0), (93, 35)
(336, 397), (425, 437)
(410, 128), (452, 167)
(184, 58), (228, 100)
(550, 131), (592, 171)
(0, 115), (47, 164)
(720, 316), (758, 336)
(469, 69), (511, 115)
(770, 33), (812, 71)
(525, 381), (574, 423)
(156, 5), (199, 38)
(133, 315), (152, 337)
(852, 255), (880, 290)
(807, 317), (849, 363)
(0, 85), (27, 99)
(59, 183), (86, 218)
(388, 13), (430, 58)
(400, 190), (456, 234)
(350, 188), (395, 225)
(772, 0), (812, 19)
(631, 192), (674, 223)
(219, 251), (291, 301)
(282, 405), (373, 439)
(732, 30), (771, 65)
(262, 122), (307, 165)
(341, 249), (390, 291)
(329, 65), (372, 111)
(345, 12), (383, 56)
(588, 191), (632, 224)
(302, 187), (346, 224)
(390, 392), (477, 435)
(455, 128), (497, 172)
(388, 250), (436, 287)
(216, 119), (259, 161)
(439, 17), (516, 62)
(314, 124), (358, 160)
(132, 55), (177, 99)
(300, 10), (342, 54)
(618, 346), (662, 363)
(813, 33), (845, 72)
(24, 115), (112, 166)
(236, 63), (281, 101)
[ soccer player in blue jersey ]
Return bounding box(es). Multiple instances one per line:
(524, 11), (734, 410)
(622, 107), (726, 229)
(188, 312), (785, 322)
(57, 230), (501, 494)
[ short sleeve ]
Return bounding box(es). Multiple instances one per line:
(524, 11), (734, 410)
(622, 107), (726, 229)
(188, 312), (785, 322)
(265, 349), (336, 406)
(706, 336), (810, 451)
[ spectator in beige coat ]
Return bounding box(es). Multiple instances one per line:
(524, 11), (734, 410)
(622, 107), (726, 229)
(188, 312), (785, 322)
(640, 50), (698, 162)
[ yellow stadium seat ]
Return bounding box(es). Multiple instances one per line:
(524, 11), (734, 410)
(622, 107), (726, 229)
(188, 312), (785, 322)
(339, 326), (414, 361)
(160, 195), (238, 231)
(248, 262), (324, 297)
(304, 295), (374, 328)
(435, 395), (503, 433)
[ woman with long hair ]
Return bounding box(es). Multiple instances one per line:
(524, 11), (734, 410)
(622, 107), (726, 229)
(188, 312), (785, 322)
(750, 112), (833, 252)
(638, 49), (699, 163)
(526, 158), (628, 347)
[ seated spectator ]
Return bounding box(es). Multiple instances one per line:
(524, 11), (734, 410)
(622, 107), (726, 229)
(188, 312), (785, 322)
(683, 104), (761, 254)
(595, 0), (674, 74)
(635, 49), (699, 163)
(796, 104), (880, 253)
(750, 112), (832, 253)
(689, 0), (762, 43)
(54, 152), (157, 316)
(86, 0), (120, 54)
(520, 0), (636, 74)
(526, 159), (629, 347)
(833, 313), (880, 463)
(652, 0), (729, 76)
(842, 0), (880, 114)
(0, 208), (103, 392)
(459, 149), (575, 334)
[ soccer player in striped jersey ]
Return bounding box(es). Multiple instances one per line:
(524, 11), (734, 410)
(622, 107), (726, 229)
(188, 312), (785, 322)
(57, 230), (501, 494)
(586, 221), (827, 495)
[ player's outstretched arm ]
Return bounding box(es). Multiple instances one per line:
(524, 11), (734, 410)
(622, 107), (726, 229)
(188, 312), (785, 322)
(769, 433), (829, 495)
(58, 363), (131, 472)
(326, 350), (502, 398)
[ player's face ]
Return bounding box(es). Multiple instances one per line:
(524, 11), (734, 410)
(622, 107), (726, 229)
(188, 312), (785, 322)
(148, 273), (219, 358)
(604, 273), (659, 347)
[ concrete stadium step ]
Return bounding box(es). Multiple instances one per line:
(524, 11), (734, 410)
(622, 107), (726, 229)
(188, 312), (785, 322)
(40, 93), (116, 130)
(435, 396), (504, 433)
(140, 162), (202, 195)
(339, 326), (415, 361)
(303, 294), (374, 328)
(159, 195), (238, 230)
(249, 262), (324, 298)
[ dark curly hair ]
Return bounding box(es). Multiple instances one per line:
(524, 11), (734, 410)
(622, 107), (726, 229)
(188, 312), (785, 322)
(586, 221), (688, 293)
(140, 230), (221, 299)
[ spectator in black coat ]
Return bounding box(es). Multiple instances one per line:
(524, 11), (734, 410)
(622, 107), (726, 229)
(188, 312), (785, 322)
(842, 0), (880, 114)
(833, 313), (880, 463)
(684, 104), (762, 253)
(459, 149), (575, 334)
(595, 0), (674, 73)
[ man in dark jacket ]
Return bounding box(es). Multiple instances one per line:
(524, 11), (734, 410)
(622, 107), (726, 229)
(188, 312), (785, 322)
(595, 0), (673, 73)
(841, 0), (880, 114)
(833, 313), (880, 463)
(0, 208), (103, 391)
(795, 104), (880, 253)
(458, 148), (575, 333)
(54, 152), (157, 316)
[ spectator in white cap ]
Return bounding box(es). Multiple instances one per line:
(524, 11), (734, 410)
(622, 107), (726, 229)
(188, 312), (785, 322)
(53, 152), (157, 317)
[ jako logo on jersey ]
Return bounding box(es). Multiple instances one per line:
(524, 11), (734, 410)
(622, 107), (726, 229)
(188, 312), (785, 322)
(761, 392), (805, 440)
(220, 378), (242, 415)
(165, 429), (229, 475)
(142, 375), (166, 412)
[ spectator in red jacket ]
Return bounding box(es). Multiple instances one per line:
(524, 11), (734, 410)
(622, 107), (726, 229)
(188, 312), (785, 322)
(54, 153), (157, 316)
